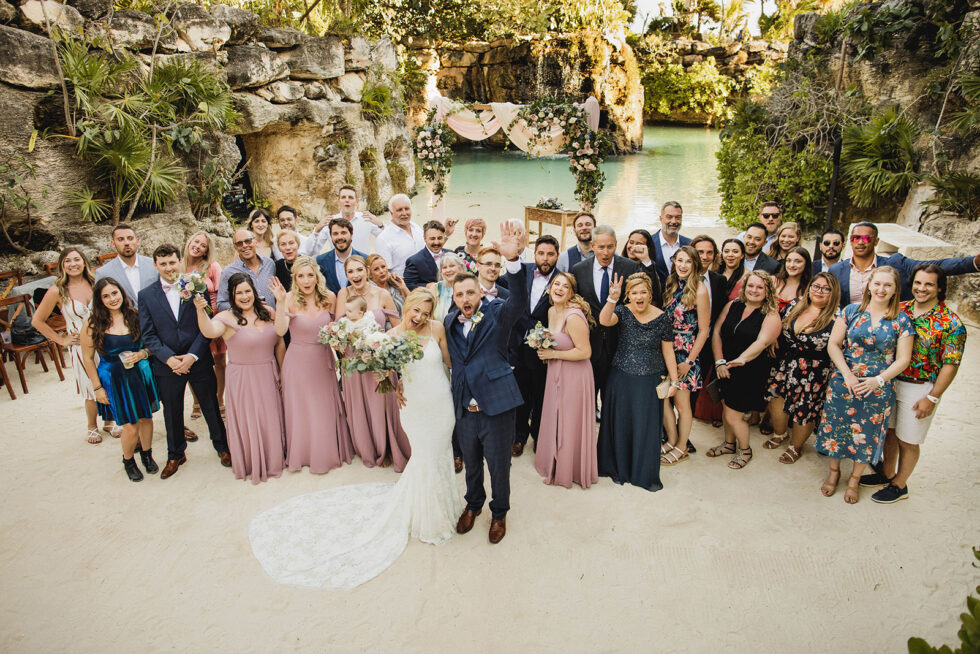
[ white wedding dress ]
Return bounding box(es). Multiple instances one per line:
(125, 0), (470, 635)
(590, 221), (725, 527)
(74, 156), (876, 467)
(249, 337), (462, 589)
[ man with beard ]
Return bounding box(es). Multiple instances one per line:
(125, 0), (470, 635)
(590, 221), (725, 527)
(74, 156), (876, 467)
(316, 217), (367, 294)
(95, 224), (159, 304)
(403, 220), (451, 290)
(303, 185), (384, 256)
(509, 235), (560, 456)
(650, 201), (692, 284)
(813, 228), (844, 274)
(556, 212), (595, 272)
(739, 201), (782, 250)
(741, 222), (781, 274)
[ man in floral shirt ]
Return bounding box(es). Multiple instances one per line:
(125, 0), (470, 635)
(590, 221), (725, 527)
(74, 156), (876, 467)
(862, 264), (967, 503)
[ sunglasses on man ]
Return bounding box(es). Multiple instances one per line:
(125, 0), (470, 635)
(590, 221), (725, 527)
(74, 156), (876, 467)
(850, 234), (874, 243)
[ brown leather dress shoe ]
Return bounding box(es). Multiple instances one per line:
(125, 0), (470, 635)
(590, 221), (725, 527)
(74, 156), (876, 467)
(511, 442), (524, 457)
(184, 426), (198, 442)
(218, 451), (232, 467)
(455, 508), (481, 534)
(454, 457), (463, 473)
(489, 518), (506, 544)
(159, 455), (187, 479)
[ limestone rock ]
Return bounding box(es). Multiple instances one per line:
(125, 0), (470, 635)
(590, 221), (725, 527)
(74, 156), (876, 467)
(304, 81), (326, 99)
(254, 86), (274, 102)
(171, 3), (231, 52)
(334, 72), (364, 101)
(20, 0), (84, 33)
(0, 25), (59, 89)
(255, 25), (305, 49)
(441, 48), (478, 68)
(346, 35), (371, 71)
(0, 0), (15, 23)
(209, 4), (258, 44)
(370, 38), (398, 72)
(280, 36), (344, 80)
(106, 11), (161, 50)
(71, 0), (111, 20)
(268, 80), (304, 103)
(794, 12), (819, 42)
(225, 44), (288, 89)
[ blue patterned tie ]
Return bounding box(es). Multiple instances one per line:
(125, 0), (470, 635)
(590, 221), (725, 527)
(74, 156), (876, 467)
(599, 266), (609, 305)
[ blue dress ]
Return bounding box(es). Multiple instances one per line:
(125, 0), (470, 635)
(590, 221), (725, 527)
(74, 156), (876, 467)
(816, 304), (914, 464)
(96, 333), (160, 426)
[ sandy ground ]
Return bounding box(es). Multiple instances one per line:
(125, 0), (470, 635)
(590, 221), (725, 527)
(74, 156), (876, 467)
(1, 325), (978, 653)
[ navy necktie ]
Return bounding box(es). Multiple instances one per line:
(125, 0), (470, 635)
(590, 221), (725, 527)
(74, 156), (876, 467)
(599, 266), (609, 305)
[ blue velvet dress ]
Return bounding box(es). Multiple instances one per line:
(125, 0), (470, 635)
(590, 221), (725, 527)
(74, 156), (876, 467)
(96, 333), (159, 425)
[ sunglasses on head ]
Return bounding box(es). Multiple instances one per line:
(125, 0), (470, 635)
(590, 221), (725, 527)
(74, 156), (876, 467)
(850, 234), (873, 243)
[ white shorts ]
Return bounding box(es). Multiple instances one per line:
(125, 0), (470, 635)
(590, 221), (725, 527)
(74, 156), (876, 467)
(887, 379), (936, 445)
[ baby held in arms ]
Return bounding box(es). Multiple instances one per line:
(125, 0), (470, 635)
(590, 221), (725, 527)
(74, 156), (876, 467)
(342, 296), (377, 332)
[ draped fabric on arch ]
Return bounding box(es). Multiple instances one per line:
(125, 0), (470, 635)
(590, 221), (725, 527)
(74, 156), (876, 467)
(425, 92), (601, 218)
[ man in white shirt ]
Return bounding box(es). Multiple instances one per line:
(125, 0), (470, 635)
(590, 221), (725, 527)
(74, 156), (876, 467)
(302, 185), (384, 256)
(650, 201), (692, 284)
(375, 194), (457, 275)
(556, 212), (595, 272)
(94, 224), (158, 304)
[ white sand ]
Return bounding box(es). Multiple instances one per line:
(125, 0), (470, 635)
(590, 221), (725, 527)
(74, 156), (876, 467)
(1, 327), (978, 653)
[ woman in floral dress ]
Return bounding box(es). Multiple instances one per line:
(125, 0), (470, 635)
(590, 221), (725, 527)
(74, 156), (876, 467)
(660, 246), (710, 465)
(816, 267), (914, 504)
(763, 273), (841, 463)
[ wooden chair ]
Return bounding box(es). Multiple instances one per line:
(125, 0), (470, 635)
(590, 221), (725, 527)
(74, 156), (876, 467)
(0, 269), (24, 300)
(96, 252), (118, 267)
(0, 294), (65, 396)
(43, 262), (59, 276)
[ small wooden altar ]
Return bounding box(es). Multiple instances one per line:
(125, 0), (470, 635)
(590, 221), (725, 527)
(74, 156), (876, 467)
(524, 207), (579, 249)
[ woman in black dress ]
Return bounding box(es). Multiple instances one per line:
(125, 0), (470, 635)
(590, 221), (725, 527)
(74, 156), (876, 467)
(621, 229), (663, 305)
(708, 270), (782, 469)
(763, 273), (841, 462)
(597, 272), (679, 491)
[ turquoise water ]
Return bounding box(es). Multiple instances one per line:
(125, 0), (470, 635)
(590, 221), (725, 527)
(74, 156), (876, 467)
(411, 125), (725, 243)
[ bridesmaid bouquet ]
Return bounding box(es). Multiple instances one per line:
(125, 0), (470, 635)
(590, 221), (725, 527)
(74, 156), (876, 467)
(525, 322), (556, 350)
(318, 316), (374, 351)
(176, 272), (210, 313)
(344, 330), (425, 393)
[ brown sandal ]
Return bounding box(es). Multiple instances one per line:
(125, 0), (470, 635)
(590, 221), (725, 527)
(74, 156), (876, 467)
(844, 475), (861, 504)
(661, 444), (689, 466)
(763, 434), (788, 449)
(821, 469), (841, 497)
(778, 445), (802, 464)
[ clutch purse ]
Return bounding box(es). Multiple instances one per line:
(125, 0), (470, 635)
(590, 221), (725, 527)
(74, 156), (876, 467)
(656, 377), (672, 399)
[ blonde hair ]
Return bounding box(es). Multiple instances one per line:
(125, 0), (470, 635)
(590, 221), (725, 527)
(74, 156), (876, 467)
(276, 229), (301, 249)
(401, 287), (436, 320)
(344, 254), (368, 276)
(738, 270), (779, 315)
(662, 245), (703, 307)
(783, 273), (840, 333)
(183, 231), (215, 274)
(767, 221), (802, 259)
(290, 256), (332, 310)
(624, 272), (653, 297)
(857, 266), (902, 319)
(548, 272), (595, 327)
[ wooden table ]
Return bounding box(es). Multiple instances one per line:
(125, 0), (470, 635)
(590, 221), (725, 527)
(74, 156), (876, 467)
(524, 207), (579, 249)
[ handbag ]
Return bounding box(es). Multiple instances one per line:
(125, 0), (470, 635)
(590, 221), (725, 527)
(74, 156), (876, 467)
(10, 309), (46, 346)
(656, 376), (672, 399)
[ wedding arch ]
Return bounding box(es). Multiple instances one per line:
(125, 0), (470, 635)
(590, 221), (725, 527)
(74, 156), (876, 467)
(414, 90), (608, 219)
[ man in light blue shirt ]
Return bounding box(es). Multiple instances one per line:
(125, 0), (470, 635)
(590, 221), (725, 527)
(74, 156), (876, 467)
(217, 229), (278, 311)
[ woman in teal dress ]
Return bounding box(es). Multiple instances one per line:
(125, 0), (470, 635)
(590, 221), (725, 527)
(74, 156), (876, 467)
(816, 267), (913, 504)
(427, 252), (466, 322)
(81, 278), (160, 482)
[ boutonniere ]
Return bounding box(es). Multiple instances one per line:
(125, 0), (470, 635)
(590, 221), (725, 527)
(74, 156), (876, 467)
(470, 311), (484, 326)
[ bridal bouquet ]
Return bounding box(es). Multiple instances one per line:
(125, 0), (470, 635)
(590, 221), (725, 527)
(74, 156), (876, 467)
(525, 321), (556, 350)
(176, 272), (210, 313)
(344, 330), (425, 393)
(317, 316), (376, 352)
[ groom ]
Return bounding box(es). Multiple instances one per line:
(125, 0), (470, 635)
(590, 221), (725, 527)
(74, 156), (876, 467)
(445, 224), (527, 544)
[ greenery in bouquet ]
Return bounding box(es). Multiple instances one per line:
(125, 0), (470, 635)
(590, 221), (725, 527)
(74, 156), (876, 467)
(317, 316), (378, 353)
(525, 321), (557, 350)
(345, 330), (426, 393)
(414, 109), (457, 200)
(535, 196), (563, 209)
(176, 272), (210, 313)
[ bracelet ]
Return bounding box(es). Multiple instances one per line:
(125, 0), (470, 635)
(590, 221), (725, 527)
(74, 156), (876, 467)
(715, 359), (727, 366)
(875, 375), (885, 388)
(671, 380), (682, 388)
(605, 297), (617, 304)
(93, 385), (103, 392)
(685, 359), (695, 366)
(925, 394), (940, 404)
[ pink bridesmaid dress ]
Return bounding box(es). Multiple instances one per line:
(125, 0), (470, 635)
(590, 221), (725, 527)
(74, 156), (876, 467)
(342, 309), (412, 471)
(282, 309), (353, 473)
(218, 316), (286, 483)
(534, 308), (598, 489)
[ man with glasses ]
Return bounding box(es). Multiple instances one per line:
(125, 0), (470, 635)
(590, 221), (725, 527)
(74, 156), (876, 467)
(557, 212), (596, 272)
(739, 202), (782, 249)
(476, 247), (510, 301)
(828, 221), (980, 307)
(217, 229), (278, 311)
(404, 220), (451, 290)
(814, 228), (844, 274)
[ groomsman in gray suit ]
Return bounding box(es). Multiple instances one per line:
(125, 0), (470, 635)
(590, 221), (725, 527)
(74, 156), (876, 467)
(95, 224), (159, 305)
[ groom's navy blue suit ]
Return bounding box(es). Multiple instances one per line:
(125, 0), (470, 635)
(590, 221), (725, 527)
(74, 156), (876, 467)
(138, 281), (228, 462)
(444, 271), (525, 520)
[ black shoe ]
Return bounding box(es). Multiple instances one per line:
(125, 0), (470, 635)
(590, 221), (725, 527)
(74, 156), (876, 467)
(686, 441), (697, 454)
(139, 448), (159, 474)
(123, 456), (144, 482)
(871, 483), (909, 504)
(595, 409), (601, 423)
(859, 472), (891, 487)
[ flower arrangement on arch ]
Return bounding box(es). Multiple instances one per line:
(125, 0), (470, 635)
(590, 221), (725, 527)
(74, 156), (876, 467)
(414, 108), (456, 201)
(511, 99), (609, 208)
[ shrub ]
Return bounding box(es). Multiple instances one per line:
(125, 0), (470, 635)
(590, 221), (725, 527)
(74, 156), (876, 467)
(642, 57), (735, 124)
(841, 106), (920, 209)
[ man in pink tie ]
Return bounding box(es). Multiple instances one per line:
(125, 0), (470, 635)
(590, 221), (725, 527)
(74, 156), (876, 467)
(477, 247), (510, 302)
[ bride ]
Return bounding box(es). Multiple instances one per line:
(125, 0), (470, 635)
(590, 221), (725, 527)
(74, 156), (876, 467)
(249, 288), (462, 589)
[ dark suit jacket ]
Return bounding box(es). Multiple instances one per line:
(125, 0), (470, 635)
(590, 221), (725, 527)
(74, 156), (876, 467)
(750, 252), (781, 275)
(650, 230), (692, 284)
(571, 255), (642, 368)
(636, 263), (664, 307)
(829, 253), (978, 308)
(443, 269), (526, 418)
(507, 263), (557, 357)
(705, 271), (727, 327)
(403, 247), (452, 290)
(316, 248), (367, 295)
(137, 281), (213, 377)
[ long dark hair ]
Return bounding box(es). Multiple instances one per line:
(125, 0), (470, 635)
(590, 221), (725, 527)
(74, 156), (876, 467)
(720, 238), (746, 296)
(89, 277), (140, 356)
(226, 272), (272, 326)
(620, 229), (654, 260)
(775, 246), (813, 298)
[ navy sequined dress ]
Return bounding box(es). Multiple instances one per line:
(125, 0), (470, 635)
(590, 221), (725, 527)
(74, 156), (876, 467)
(96, 333), (159, 425)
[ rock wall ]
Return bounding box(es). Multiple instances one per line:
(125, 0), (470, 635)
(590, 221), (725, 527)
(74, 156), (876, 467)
(407, 33), (644, 154)
(0, 3), (413, 270)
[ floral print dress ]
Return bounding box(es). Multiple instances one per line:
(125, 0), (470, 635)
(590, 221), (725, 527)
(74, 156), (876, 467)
(766, 299), (837, 425)
(816, 304), (914, 464)
(664, 282), (702, 391)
